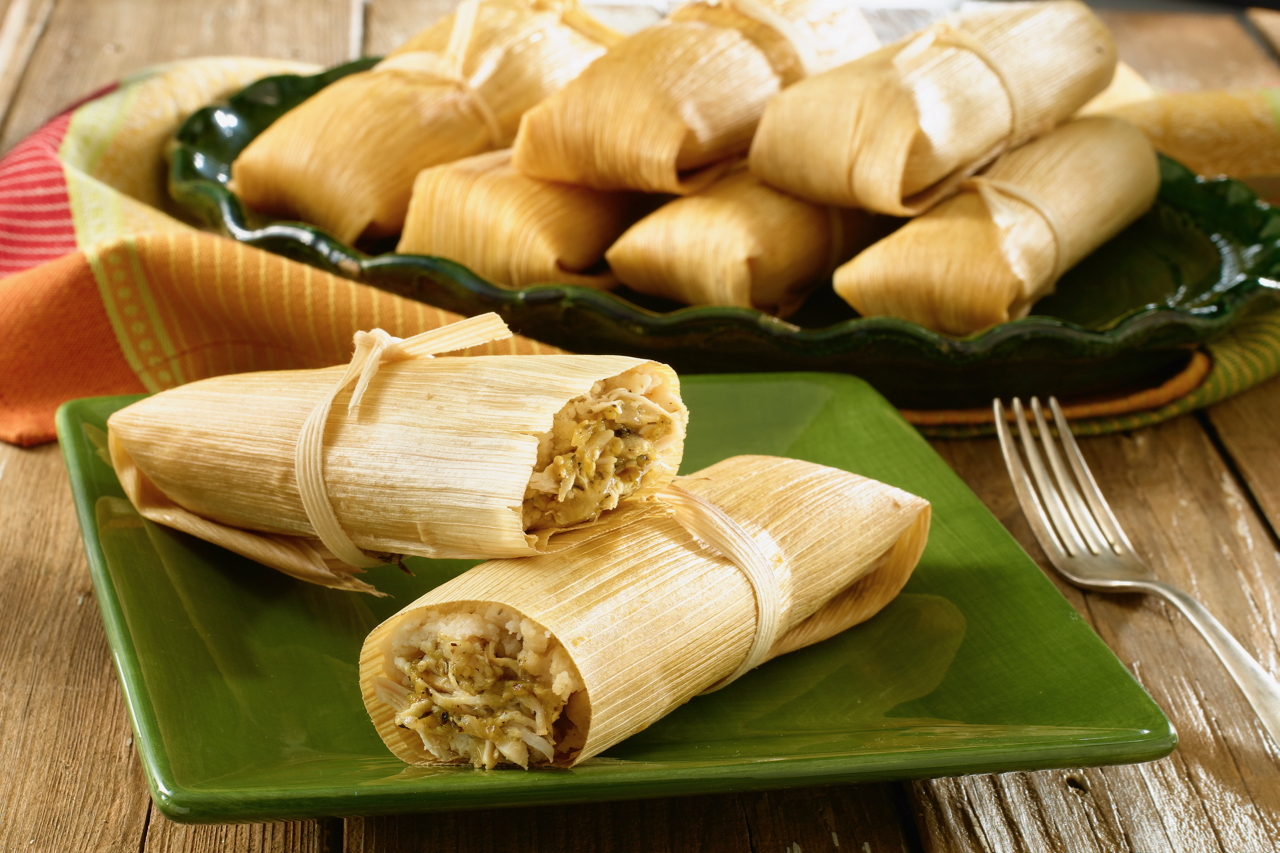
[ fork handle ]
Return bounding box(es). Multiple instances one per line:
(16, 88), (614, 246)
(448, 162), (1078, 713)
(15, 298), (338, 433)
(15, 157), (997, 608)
(1152, 580), (1280, 746)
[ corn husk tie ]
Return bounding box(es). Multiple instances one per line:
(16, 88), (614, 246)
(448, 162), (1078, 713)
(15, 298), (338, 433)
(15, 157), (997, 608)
(373, 0), (509, 146)
(709, 0), (818, 79)
(296, 314), (512, 571)
(661, 483), (783, 691)
(961, 174), (1070, 289)
(899, 22), (1039, 153)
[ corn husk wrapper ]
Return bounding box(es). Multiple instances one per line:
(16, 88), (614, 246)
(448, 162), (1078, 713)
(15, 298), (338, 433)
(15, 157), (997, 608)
(510, 0), (879, 194)
(107, 316), (687, 595)
(1093, 89), (1280, 183)
(833, 116), (1159, 337)
(748, 0), (1116, 215)
(1076, 61), (1154, 117)
(230, 0), (620, 244)
(396, 149), (640, 289)
(360, 454), (931, 766)
(605, 168), (888, 316)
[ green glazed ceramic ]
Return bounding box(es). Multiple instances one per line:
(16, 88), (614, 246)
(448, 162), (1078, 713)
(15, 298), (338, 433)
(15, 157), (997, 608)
(168, 60), (1280, 409)
(59, 375), (1173, 823)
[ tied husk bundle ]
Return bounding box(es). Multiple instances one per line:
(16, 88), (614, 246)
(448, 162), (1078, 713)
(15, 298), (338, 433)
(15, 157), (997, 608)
(1097, 89), (1280, 183)
(749, 0), (1116, 215)
(511, 0), (878, 194)
(397, 149), (641, 289)
(833, 116), (1160, 336)
(107, 315), (688, 594)
(360, 454), (931, 768)
(230, 0), (620, 244)
(605, 167), (889, 316)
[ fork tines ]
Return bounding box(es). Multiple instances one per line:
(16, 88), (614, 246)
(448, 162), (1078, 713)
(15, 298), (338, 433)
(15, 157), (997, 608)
(993, 397), (1134, 561)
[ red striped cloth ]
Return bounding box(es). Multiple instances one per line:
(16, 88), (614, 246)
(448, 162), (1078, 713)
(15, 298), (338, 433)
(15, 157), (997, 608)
(0, 112), (76, 276)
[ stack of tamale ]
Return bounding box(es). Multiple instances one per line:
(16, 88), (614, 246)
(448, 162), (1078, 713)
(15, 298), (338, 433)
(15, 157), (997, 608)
(228, 0), (1164, 334)
(512, 0), (880, 194)
(231, 0), (620, 244)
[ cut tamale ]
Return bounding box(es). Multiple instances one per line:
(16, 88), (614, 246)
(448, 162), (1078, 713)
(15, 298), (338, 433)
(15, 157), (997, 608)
(360, 454), (931, 768)
(605, 168), (888, 316)
(397, 149), (640, 289)
(230, 0), (619, 245)
(833, 117), (1159, 336)
(511, 0), (878, 194)
(107, 314), (687, 594)
(749, 0), (1116, 215)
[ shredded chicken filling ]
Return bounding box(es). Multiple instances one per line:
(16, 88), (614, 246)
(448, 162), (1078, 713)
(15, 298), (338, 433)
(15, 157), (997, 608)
(523, 368), (680, 532)
(382, 607), (586, 770)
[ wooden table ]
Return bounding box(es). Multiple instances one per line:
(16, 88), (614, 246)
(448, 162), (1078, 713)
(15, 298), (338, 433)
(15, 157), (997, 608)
(3, 1), (1280, 850)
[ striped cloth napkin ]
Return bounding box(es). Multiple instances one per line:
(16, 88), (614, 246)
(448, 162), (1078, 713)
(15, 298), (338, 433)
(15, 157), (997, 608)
(0, 57), (1277, 444)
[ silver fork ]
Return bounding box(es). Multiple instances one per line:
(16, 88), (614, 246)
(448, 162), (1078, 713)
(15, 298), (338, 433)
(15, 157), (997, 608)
(994, 396), (1280, 746)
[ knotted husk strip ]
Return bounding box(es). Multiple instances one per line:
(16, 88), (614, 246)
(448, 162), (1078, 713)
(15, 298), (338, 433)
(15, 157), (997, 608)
(510, 0), (878, 194)
(230, 0), (619, 245)
(360, 454), (931, 767)
(605, 168), (890, 316)
(833, 116), (1159, 337)
(107, 340), (686, 594)
(396, 149), (640, 289)
(748, 0), (1116, 215)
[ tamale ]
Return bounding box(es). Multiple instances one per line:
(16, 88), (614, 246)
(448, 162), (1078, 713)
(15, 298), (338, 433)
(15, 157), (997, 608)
(360, 454), (931, 768)
(1098, 89), (1280, 183)
(605, 168), (888, 316)
(107, 314), (688, 594)
(749, 0), (1116, 215)
(511, 0), (878, 194)
(396, 149), (639, 289)
(833, 117), (1159, 337)
(230, 0), (620, 245)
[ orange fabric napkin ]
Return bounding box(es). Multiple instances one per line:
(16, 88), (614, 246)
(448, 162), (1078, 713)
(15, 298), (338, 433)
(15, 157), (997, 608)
(0, 231), (556, 446)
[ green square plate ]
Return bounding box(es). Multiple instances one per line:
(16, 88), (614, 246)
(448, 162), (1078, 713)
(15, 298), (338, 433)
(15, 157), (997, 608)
(57, 374), (1174, 824)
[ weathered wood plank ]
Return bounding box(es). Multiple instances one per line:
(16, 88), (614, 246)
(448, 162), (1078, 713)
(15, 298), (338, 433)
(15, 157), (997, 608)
(0, 0), (352, 154)
(347, 795), (753, 853)
(364, 0), (454, 55)
(0, 2), (353, 850)
(0, 0), (54, 130)
(346, 786), (912, 853)
(1096, 11), (1280, 90)
(1206, 377), (1280, 539)
(143, 816), (336, 853)
(1246, 8), (1280, 58)
(920, 419), (1280, 853)
(0, 444), (152, 853)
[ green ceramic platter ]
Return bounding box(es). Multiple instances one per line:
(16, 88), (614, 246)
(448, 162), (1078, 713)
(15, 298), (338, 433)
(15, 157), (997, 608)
(58, 375), (1173, 824)
(168, 60), (1280, 410)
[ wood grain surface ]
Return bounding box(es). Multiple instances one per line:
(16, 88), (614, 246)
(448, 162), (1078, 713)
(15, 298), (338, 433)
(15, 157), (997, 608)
(1, 3), (1279, 853)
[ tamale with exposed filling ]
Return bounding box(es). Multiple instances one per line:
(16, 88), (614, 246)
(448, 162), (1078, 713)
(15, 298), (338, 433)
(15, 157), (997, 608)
(397, 149), (641, 289)
(107, 315), (687, 594)
(361, 455), (931, 768)
(511, 0), (878, 194)
(833, 117), (1159, 336)
(605, 168), (889, 316)
(230, 0), (619, 244)
(749, 0), (1116, 215)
